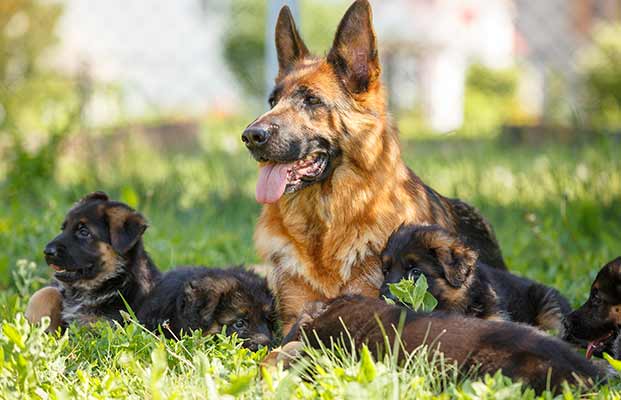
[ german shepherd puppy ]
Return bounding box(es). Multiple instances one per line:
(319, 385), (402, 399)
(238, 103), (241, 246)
(243, 0), (506, 333)
(25, 192), (160, 330)
(279, 296), (605, 394)
(563, 257), (621, 359)
(380, 224), (570, 331)
(138, 267), (277, 350)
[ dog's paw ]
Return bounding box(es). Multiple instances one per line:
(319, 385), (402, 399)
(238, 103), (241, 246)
(25, 286), (63, 333)
(261, 341), (305, 369)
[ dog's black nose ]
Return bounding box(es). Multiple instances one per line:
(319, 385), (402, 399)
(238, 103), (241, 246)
(241, 126), (271, 148)
(43, 244), (59, 258)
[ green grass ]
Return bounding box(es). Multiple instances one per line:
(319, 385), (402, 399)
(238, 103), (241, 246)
(0, 118), (620, 398)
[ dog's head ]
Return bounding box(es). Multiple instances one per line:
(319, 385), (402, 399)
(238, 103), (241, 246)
(242, 0), (386, 204)
(563, 257), (621, 359)
(44, 192), (147, 290)
(178, 269), (277, 351)
(379, 224), (478, 307)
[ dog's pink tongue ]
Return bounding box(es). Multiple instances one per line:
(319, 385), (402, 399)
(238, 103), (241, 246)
(586, 342), (597, 359)
(256, 163), (292, 204)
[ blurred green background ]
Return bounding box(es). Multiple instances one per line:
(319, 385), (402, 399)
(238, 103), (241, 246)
(0, 0), (620, 306)
(0, 1), (620, 398)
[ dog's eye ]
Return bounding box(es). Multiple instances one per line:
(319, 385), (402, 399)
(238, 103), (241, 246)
(233, 319), (247, 330)
(76, 224), (91, 239)
(303, 94), (322, 107)
(268, 96), (277, 109)
(408, 267), (423, 280)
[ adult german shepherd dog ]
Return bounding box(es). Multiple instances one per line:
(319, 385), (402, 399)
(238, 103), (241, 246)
(243, 0), (506, 332)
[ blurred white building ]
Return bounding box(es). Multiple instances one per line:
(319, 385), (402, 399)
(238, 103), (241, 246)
(375, 0), (515, 132)
(52, 0), (239, 124)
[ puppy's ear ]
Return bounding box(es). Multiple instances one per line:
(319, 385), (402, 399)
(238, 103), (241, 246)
(607, 257), (621, 277)
(80, 191), (109, 203)
(184, 276), (237, 318)
(275, 5), (309, 76)
(328, 0), (380, 94)
(430, 232), (477, 288)
(106, 206), (148, 255)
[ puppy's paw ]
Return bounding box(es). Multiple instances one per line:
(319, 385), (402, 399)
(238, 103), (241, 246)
(261, 341), (305, 369)
(25, 286), (63, 333)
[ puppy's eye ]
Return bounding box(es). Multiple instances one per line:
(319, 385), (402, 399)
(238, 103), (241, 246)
(233, 319), (247, 330)
(76, 224), (91, 239)
(303, 94), (322, 107)
(408, 267), (423, 280)
(268, 96), (277, 109)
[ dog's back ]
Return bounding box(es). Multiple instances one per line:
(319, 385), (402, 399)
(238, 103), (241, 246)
(291, 296), (604, 393)
(482, 265), (571, 331)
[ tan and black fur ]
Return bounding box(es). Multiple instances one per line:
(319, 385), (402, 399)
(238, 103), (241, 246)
(564, 257), (621, 359)
(243, 0), (506, 334)
(282, 296), (605, 394)
(25, 192), (160, 330)
(380, 224), (570, 331)
(138, 267), (277, 350)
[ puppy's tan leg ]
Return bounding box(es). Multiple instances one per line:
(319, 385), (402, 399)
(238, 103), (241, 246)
(25, 286), (63, 333)
(262, 341), (305, 369)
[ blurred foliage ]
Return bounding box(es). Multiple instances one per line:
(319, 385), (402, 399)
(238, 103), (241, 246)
(579, 22), (621, 130)
(223, 0), (265, 98)
(223, 0), (346, 99)
(462, 63), (522, 136)
(0, 0), (84, 196)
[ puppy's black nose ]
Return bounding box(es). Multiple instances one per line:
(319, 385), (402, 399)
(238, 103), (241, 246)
(241, 126), (271, 149)
(43, 244), (59, 258)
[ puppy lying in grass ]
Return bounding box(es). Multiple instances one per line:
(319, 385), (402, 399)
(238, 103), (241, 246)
(276, 296), (606, 394)
(26, 192), (160, 331)
(137, 266), (277, 350)
(563, 257), (621, 359)
(380, 224), (570, 331)
(26, 192), (278, 350)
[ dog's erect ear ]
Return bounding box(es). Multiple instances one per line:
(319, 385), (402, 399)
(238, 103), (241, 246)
(275, 5), (309, 75)
(328, 0), (380, 94)
(106, 206), (148, 255)
(431, 234), (477, 288)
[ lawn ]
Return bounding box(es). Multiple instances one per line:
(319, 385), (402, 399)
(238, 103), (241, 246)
(0, 117), (620, 399)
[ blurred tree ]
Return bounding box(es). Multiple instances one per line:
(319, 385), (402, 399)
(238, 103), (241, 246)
(223, 0), (346, 101)
(579, 22), (621, 130)
(223, 0), (266, 100)
(462, 63), (520, 136)
(0, 0), (83, 196)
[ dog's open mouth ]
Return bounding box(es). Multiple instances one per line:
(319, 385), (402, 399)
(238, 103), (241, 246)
(49, 263), (91, 283)
(586, 331), (614, 359)
(255, 152), (328, 204)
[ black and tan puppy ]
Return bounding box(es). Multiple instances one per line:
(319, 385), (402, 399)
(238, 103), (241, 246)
(280, 296), (605, 394)
(380, 224), (570, 331)
(564, 257), (621, 359)
(25, 192), (160, 330)
(138, 267), (277, 350)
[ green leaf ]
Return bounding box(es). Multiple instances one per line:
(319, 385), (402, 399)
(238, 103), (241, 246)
(222, 373), (252, 395)
(357, 345), (376, 383)
(2, 323), (25, 350)
(387, 276), (438, 312)
(604, 352), (621, 371)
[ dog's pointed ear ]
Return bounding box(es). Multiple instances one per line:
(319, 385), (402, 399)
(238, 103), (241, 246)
(275, 5), (309, 75)
(184, 276), (237, 316)
(328, 0), (380, 94)
(430, 232), (477, 288)
(106, 206), (148, 255)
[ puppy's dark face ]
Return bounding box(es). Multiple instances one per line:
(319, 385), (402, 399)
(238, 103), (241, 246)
(564, 257), (621, 358)
(379, 225), (477, 308)
(44, 192), (147, 289)
(180, 270), (277, 351)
